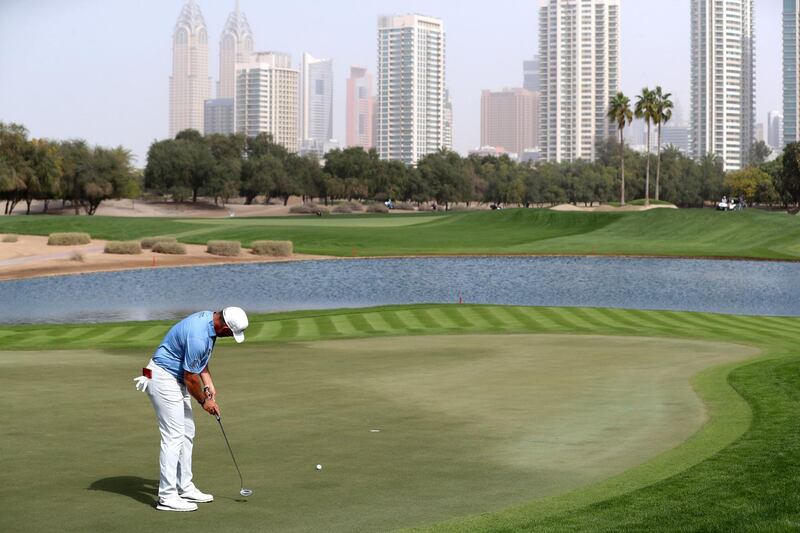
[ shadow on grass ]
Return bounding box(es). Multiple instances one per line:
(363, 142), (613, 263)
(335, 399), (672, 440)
(88, 476), (158, 507)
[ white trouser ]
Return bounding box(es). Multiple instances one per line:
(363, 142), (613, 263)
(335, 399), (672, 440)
(145, 360), (198, 500)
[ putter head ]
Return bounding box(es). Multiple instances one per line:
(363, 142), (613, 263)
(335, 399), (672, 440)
(240, 488), (253, 497)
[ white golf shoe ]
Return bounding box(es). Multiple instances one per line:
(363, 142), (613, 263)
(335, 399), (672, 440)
(179, 487), (214, 503)
(156, 496), (198, 512)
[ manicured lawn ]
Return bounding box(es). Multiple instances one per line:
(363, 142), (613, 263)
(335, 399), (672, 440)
(1, 208), (798, 259)
(1, 305), (799, 532)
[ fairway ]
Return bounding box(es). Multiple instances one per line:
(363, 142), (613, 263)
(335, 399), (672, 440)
(174, 215), (443, 228)
(0, 333), (757, 533)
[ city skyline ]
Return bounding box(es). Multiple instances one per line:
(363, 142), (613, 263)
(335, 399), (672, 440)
(0, 0), (784, 166)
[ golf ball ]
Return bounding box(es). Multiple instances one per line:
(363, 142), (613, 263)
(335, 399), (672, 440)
(316, 464), (323, 471)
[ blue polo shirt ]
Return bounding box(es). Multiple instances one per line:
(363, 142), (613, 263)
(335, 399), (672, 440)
(152, 311), (217, 383)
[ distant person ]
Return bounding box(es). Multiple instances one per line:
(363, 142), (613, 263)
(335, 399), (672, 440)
(133, 308), (249, 512)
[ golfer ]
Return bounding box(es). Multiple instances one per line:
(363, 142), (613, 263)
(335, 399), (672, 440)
(134, 307), (249, 512)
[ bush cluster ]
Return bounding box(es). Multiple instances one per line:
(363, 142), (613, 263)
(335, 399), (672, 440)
(207, 240), (241, 257)
(332, 202), (365, 214)
(2, 234), (18, 243)
(289, 204), (329, 216)
(48, 233), (91, 246)
(152, 241), (186, 255)
(251, 240), (293, 257)
(140, 236), (177, 249)
(366, 203), (390, 214)
(104, 241), (142, 255)
(394, 202), (416, 211)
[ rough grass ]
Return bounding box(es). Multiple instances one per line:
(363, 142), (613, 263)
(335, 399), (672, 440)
(206, 240), (241, 257)
(47, 232), (91, 245)
(103, 241), (142, 255)
(0, 305), (798, 532)
(2, 209), (799, 260)
(151, 241), (186, 255)
(139, 236), (177, 250)
(1, 234), (18, 243)
(251, 240), (293, 257)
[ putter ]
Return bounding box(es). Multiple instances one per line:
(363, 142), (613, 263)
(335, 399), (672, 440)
(216, 415), (253, 497)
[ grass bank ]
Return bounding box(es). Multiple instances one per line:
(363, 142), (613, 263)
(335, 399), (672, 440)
(1, 208), (798, 260)
(1, 305), (799, 531)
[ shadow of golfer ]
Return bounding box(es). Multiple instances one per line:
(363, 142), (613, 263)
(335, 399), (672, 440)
(88, 476), (158, 507)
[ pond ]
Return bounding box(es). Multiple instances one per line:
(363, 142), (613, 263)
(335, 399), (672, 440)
(1, 256), (798, 324)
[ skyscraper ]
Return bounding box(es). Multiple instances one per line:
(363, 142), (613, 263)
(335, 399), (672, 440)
(346, 66), (374, 149)
(538, 0), (620, 163)
(481, 88), (540, 156)
(768, 110), (784, 150)
(235, 52), (299, 152)
(443, 89), (454, 151)
(523, 57), (540, 92)
(377, 14), (446, 164)
(169, 0), (210, 138)
(204, 99), (234, 135)
(691, 0), (755, 171)
(301, 53), (334, 143)
(218, 1), (254, 101)
(784, 1), (799, 145)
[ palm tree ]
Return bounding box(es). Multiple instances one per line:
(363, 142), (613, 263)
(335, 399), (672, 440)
(607, 92), (633, 206)
(652, 86), (673, 202)
(634, 87), (656, 206)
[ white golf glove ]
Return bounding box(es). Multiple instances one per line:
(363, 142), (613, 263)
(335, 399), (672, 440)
(133, 375), (150, 392)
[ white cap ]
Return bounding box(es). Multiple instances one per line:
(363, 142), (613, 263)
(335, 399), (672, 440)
(222, 307), (249, 343)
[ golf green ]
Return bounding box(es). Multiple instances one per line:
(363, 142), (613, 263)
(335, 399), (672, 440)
(0, 332), (758, 532)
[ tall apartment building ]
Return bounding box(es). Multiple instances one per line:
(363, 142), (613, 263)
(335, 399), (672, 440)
(768, 110), (784, 150)
(691, 0), (755, 171)
(204, 99), (235, 135)
(169, 0), (210, 138)
(346, 66), (375, 149)
(443, 89), (454, 151)
(481, 88), (540, 156)
(784, 2), (799, 145)
(538, 0), (620, 163)
(377, 14), (446, 164)
(218, 1), (254, 101)
(523, 57), (540, 92)
(235, 52), (299, 152)
(301, 53), (334, 143)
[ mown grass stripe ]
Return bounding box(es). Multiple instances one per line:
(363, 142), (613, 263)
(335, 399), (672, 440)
(425, 308), (464, 330)
(274, 319), (300, 341)
(312, 315), (342, 337)
(87, 326), (138, 343)
(696, 313), (792, 343)
(548, 308), (598, 331)
(394, 310), (428, 331)
(126, 325), (170, 343)
(521, 308), (567, 331)
(570, 307), (629, 333)
(488, 306), (532, 331)
(361, 312), (393, 333)
(535, 308), (580, 331)
(328, 315), (361, 336)
(624, 309), (686, 335)
(660, 310), (740, 341)
(295, 318), (320, 339)
(503, 307), (543, 331)
(248, 320), (283, 342)
(439, 306), (474, 328)
(344, 313), (378, 335)
(470, 306), (507, 329)
(445, 308), (495, 330)
(760, 316), (800, 336)
(409, 308), (441, 331)
(379, 311), (410, 332)
(600, 308), (651, 332)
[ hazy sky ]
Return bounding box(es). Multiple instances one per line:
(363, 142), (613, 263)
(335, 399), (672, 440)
(0, 0), (783, 166)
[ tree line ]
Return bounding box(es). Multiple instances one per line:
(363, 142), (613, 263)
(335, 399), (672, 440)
(3, 119), (800, 216)
(0, 122), (139, 215)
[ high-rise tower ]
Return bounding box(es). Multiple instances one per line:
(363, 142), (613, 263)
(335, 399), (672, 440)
(169, 0), (210, 138)
(691, 0), (755, 171)
(301, 53), (334, 143)
(377, 14), (446, 164)
(784, 1), (799, 146)
(218, 0), (254, 100)
(346, 67), (375, 149)
(538, 0), (620, 163)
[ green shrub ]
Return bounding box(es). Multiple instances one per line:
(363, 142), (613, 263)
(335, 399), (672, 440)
(366, 203), (390, 214)
(289, 204), (329, 216)
(104, 241), (142, 255)
(48, 233), (91, 246)
(251, 240), (293, 257)
(207, 240), (241, 257)
(2, 234), (18, 243)
(140, 236), (177, 249)
(152, 241), (187, 255)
